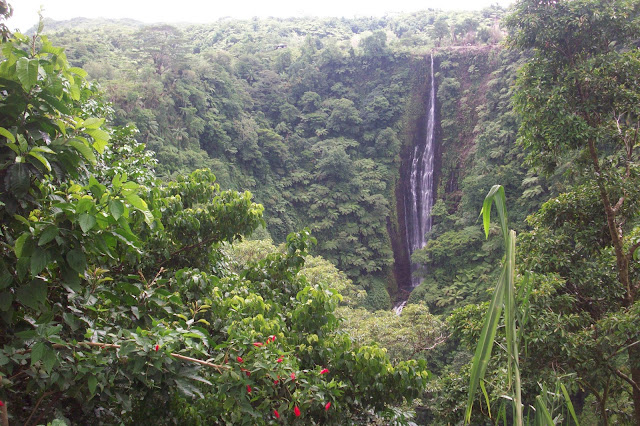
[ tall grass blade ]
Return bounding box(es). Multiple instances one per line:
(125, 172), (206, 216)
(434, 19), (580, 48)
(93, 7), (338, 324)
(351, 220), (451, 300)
(465, 268), (505, 423)
(560, 383), (580, 425)
(534, 395), (555, 426)
(467, 185), (523, 425)
(480, 379), (492, 419)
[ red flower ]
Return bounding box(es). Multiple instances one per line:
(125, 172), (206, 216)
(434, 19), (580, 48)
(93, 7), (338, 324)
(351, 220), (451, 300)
(247, 385), (252, 393)
(273, 409), (280, 418)
(276, 357), (283, 363)
(325, 402), (331, 411)
(154, 344), (159, 352)
(290, 372), (296, 380)
(0, 400), (3, 407)
(237, 356), (244, 363)
(294, 406), (301, 417)
(241, 368), (251, 377)
(253, 342), (263, 347)
(269, 335), (276, 342)
(320, 368), (329, 375)
(274, 375), (280, 384)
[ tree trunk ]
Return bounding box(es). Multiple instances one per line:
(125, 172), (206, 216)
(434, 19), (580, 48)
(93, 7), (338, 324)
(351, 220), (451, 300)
(630, 344), (640, 425)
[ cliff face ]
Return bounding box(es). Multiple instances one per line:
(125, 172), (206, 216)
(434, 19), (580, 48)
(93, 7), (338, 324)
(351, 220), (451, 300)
(395, 47), (534, 314)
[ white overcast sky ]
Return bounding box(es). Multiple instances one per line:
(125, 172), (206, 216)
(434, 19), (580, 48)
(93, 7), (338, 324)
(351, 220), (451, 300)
(8, 0), (515, 33)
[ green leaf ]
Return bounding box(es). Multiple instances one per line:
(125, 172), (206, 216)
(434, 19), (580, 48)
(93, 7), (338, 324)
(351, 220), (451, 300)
(27, 151), (51, 172)
(78, 213), (96, 233)
(88, 375), (97, 395)
(16, 57), (39, 90)
(66, 249), (86, 273)
(82, 117), (105, 129)
(8, 163), (30, 196)
(76, 198), (94, 215)
(68, 67), (88, 78)
(14, 232), (30, 257)
(38, 225), (59, 246)
(175, 377), (204, 399)
(125, 193), (154, 225)
(109, 200), (125, 221)
(16, 279), (47, 310)
(68, 138), (97, 165)
(31, 342), (46, 365)
(42, 345), (56, 373)
(0, 126), (15, 142)
(30, 247), (49, 275)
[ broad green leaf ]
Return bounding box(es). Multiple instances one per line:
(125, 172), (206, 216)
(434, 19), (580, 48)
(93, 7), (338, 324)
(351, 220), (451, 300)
(16, 279), (47, 310)
(0, 126), (15, 142)
(30, 247), (49, 275)
(42, 345), (56, 373)
(109, 200), (125, 220)
(68, 67), (88, 78)
(125, 193), (148, 210)
(78, 213), (96, 233)
(66, 249), (86, 273)
(88, 375), (97, 395)
(8, 163), (30, 196)
(14, 232), (30, 257)
(31, 342), (46, 365)
(38, 92), (71, 115)
(76, 197), (94, 215)
(27, 151), (51, 172)
(82, 117), (104, 129)
(30, 146), (56, 154)
(68, 138), (96, 164)
(16, 57), (39, 90)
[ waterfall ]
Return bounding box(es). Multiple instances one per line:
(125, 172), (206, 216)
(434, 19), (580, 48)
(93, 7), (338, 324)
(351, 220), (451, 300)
(404, 54), (437, 289)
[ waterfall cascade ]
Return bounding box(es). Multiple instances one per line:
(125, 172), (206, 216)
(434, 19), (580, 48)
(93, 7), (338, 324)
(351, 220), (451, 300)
(404, 54), (437, 290)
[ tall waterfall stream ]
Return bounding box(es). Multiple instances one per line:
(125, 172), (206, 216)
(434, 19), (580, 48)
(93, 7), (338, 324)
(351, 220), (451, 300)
(395, 54), (437, 314)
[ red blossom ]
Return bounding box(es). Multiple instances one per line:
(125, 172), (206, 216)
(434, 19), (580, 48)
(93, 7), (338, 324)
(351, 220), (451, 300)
(237, 356), (243, 363)
(253, 342), (263, 347)
(274, 375), (280, 384)
(247, 385), (252, 393)
(320, 368), (329, 375)
(273, 409), (280, 419)
(290, 372), (296, 380)
(294, 406), (301, 417)
(325, 402), (331, 411)
(154, 344), (159, 352)
(241, 368), (251, 377)
(276, 357), (283, 363)
(0, 400), (3, 407)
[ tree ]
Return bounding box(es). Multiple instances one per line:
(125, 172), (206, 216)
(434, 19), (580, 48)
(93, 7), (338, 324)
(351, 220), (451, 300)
(506, 0), (640, 422)
(0, 30), (429, 424)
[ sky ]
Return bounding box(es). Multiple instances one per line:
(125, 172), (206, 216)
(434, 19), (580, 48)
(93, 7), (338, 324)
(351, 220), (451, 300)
(7, 0), (515, 33)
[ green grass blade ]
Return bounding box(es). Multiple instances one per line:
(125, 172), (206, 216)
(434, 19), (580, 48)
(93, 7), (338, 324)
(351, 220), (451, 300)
(560, 383), (580, 425)
(534, 395), (555, 426)
(465, 268), (505, 423)
(480, 379), (492, 419)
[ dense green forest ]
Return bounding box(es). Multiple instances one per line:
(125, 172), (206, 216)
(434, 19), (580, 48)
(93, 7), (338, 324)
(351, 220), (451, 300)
(1, 0), (639, 424)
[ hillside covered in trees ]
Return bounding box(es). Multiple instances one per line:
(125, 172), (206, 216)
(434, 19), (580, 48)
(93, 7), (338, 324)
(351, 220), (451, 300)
(1, 0), (640, 424)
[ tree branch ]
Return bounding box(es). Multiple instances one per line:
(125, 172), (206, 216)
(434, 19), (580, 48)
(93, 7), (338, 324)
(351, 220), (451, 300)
(609, 365), (640, 395)
(18, 341), (230, 373)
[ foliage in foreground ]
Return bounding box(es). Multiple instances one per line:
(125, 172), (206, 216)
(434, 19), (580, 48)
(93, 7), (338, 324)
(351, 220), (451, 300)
(0, 29), (428, 424)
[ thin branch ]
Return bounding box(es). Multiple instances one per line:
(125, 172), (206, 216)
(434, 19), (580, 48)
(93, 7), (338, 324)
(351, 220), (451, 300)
(24, 390), (55, 426)
(19, 341), (230, 373)
(608, 366), (640, 395)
